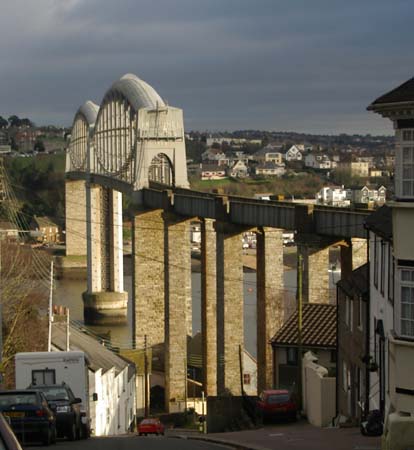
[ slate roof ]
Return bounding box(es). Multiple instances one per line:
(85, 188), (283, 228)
(369, 77), (414, 107)
(52, 323), (134, 378)
(270, 304), (336, 348)
(364, 204), (392, 241)
(201, 163), (226, 172)
(337, 263), (369, 299)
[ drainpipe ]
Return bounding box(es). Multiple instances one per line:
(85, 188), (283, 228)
(364, 227), (370, 419)
(335, 284), (339, 420)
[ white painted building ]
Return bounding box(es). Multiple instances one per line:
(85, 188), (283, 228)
(368, 77), (414, 446)
(52, 323), (136, 436)
(304, 153), (335, 170)
(284, 145), (303, 161)
(316, 186), (350, 207)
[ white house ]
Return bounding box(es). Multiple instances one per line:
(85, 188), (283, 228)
(254, 145), (284, 165)
(316, 186), (349, 207)
(365, 206), (394, 415)
(367, 77), (414, 446)
(228, 159), (249, 178)
(305, 153), (335, 170)
(52, 323), (136, 436)
(347, 184), (386, 206)
(201, 163), (228, 180)
(284, 145), (303, 161)
(255, 162), (286, 177)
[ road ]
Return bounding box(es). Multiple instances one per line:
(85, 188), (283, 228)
(31, 435), (230, 450)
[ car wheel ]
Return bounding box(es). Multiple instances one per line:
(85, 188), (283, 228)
(68, 422), (77, 441)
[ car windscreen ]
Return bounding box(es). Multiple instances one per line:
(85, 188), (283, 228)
(0, 393), (39, 408)
(267, 394), (290, 404)
(36, 387), (69, 401)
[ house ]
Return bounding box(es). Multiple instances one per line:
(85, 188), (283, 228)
(366, 77), (414, 446)
(200, 163), (228, 180)
(254, 162), (286, 177)
(337, 264), (369, 423)
(364, 205), (394, 417)
(31, 216), (62, 243)
(271, 304), (336, 389)
(316, 186), (349, 207)
(338, 160), (369, 177)
(228, 159), (249, 178)
(284, 145), (303, 161)
(347, 184), (386, 206)
(0, 220), (19, 240)
(201, 147), (226, 162)
(52, 322), (136, 436)
(304, 153), (335, 170)
(253, 146), (284, 165)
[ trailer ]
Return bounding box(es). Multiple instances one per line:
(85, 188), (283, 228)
(15, 351), (91, 436)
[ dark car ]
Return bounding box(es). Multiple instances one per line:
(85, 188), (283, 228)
(257, 389), (297, 421)
(29, 384), (82, 440)
(0, 413), (24, 450)
(0, 390), (56, 446)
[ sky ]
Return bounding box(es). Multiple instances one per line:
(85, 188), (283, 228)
(0, 0), (412, 134)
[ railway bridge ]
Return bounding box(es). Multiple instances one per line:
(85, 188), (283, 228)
(65, 74), (370, 411)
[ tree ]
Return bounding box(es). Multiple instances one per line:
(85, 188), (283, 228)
(0, 117), (8, 129)
(34, 139), (45, 152)
(1, 242), (49, 387)
(7, 115), (20, 128)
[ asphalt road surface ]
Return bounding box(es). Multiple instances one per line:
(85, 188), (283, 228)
(30, 435), (230, 450)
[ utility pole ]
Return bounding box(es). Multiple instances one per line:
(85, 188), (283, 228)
(297, 253), (303, 411)
(66, 307), (70, 351)
(47, 260), (54, 352)
(144, 334), (149, 417)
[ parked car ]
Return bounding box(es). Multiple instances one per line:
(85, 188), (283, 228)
(0, 413), (24, 450)
(0, 390), (56, 446)
(257, 389), (297, 421)
(28, 383), (83, 440)
(138, 418), (165, 436)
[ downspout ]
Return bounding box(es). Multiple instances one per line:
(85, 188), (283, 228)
(335, 284), (339, 420)
(364, 226), (370, 418)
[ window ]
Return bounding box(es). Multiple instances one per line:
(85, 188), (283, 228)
(388, 250), (394, 304)
(402, 146), (414, 197)
(32, 369), (55, 385)
(399, 268), (414, 337)
(345, 296), (353, 331)
(330, 350), (336, 363)
(374, 235), (379, 289)
(342, 360), (348, 392)
(286, 347), (298, 365)
(380, 241), (385, 295)
(243, 373), (251, 385)
(350, 300), (354, 332)
(358, 297), (363, 330)
(403, 130), (413, 141)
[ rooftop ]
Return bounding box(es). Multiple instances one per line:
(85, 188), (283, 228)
(364, 204), (392, 241)
(368, 77), (414, 108)
(271, 303), (336, 348)
(337, 263), (369, 299)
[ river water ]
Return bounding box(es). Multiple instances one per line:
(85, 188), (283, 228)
(55, 265), (339, 358)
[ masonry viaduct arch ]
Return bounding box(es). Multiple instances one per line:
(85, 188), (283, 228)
(65, 73), (370, 412)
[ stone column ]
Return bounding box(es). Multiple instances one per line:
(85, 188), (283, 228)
(256, 227), (284, 393)
(132, 209), (165, 349)
(201, 219), (217, 396)
(83, 185), (127, 324)
(298, 244), (330, 304)
(215, 222), (244, 396)
(164, 214), (192, 411)
(65, 180), (87, 256)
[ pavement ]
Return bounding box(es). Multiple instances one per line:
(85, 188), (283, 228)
(169, 420), (381, 450)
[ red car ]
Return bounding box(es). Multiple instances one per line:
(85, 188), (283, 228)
(257, 389), (297, 421)
(138, 418), (165, 436)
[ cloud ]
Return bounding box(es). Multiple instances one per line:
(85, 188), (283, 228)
(0, 0), (411, 133)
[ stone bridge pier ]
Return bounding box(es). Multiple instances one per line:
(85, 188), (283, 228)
(82, 184), (128, 324)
